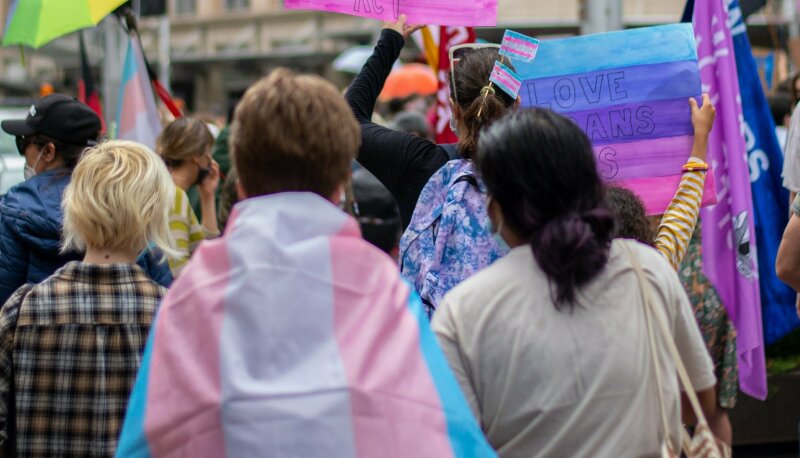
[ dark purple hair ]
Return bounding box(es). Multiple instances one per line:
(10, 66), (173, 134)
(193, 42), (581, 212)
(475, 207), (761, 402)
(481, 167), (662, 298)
(477, 109), (615, 308)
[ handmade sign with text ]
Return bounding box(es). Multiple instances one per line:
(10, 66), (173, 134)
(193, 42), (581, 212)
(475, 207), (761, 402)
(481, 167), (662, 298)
(513, 24), (716, 215)
(284, 0), (497, 27)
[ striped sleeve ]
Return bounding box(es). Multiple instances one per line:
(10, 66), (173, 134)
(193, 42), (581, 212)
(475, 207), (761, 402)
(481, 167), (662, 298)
(168, 189), (206, 277)
(654, 169), (706, 271)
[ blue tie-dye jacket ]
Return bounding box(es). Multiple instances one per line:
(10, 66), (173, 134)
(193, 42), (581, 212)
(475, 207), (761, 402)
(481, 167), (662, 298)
(399, 159), (508, 318)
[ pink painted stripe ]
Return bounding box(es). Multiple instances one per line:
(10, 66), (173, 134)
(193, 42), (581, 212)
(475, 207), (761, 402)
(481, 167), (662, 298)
(144, 237), (232, 455)
(613, 172), (717, 216)
(501, 47), (535, 59)
(330, 219), (454, 457)
(592, 136), (696, 181)
(501, 38), (537, 59)
(505, 35), (538, 47)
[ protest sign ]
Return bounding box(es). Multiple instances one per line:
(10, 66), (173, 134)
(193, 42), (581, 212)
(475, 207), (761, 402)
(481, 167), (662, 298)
(284, 0), (497, 27)
(513, 24), (715, 215)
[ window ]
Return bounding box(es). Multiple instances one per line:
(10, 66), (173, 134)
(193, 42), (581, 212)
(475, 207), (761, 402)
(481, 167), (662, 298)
(175, 0), (196, 14)
(225, 0), (250, 10)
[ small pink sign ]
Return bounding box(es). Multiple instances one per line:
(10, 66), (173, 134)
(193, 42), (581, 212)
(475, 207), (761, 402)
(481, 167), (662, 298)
(284, 0), (498, 27)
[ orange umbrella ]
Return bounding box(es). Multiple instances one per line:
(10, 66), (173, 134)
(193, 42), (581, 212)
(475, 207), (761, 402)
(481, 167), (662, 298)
(379, 63), (438, 101)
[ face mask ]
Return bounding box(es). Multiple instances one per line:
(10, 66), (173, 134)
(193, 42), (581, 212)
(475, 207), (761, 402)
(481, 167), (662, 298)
(23, 149), (44, 180)
(489, 219), (511, 252)
(449, 115), (460, 137)
(195, 166), (211, 186)
(484, 196), (510, 252)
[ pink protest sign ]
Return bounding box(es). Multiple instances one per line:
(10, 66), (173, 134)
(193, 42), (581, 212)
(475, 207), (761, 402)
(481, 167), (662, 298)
(514, 25), (714, 215)
(284, 0), (498, 27)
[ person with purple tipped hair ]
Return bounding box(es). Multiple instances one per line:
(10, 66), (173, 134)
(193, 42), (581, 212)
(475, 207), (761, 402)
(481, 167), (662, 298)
(432, 108), (717, 457)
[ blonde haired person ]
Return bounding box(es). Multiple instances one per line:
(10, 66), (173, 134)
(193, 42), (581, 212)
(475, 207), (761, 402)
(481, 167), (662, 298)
(157, 117), (220, 276)
(0, 141), (174, 457)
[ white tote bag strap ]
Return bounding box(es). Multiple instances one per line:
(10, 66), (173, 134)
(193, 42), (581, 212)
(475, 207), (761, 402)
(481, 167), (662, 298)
(623, 243), (673, 444)
(623, 244), (712, 435)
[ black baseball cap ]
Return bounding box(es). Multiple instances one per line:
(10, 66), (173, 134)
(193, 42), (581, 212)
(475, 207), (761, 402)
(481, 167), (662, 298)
(1, 94), (101, 146)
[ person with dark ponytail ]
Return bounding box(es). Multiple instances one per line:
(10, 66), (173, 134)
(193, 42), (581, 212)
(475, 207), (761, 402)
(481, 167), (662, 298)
(346, 17), (515, 227)
(432, 109), (717, 457)
(346, 16), (518, 315)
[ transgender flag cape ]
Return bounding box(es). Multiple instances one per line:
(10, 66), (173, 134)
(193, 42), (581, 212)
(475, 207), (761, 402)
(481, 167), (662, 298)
(116, 193), (495, 457)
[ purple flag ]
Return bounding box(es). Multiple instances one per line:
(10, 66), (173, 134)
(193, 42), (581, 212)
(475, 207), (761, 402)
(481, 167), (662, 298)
(693, 0), (766, 399)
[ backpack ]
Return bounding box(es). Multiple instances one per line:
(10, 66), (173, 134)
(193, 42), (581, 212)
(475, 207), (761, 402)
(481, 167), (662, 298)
(399, 155), (507, 319)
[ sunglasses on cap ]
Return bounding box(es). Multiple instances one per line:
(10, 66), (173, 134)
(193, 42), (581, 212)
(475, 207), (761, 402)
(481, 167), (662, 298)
(448, 43), (501, 103)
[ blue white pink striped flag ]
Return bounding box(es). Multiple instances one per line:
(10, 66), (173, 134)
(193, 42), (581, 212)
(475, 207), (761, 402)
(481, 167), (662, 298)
(489, 61), (522, 99)
(115, 33), (161, 150)
(499, 30), (539, 62)
(115, 193), (496, 457)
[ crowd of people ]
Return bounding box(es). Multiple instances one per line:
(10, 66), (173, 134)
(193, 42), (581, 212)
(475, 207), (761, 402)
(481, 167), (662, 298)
(0, 16), (746, 457)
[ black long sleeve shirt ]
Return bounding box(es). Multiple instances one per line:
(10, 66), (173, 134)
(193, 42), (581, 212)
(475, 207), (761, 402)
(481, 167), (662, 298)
(346, 29), (450, 229)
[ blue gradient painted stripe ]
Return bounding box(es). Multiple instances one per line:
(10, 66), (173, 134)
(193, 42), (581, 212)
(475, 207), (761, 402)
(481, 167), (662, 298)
(520, 60), (701, 113)
(512, 23), (697, 79)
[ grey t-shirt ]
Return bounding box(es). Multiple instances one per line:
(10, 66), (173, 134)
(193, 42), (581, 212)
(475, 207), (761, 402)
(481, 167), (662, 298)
(432, 239), (715, 458)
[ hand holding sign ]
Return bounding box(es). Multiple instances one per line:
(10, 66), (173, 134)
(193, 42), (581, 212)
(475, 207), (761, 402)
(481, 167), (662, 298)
(382, 15), (425, 39)
(689, 94), (715, 163)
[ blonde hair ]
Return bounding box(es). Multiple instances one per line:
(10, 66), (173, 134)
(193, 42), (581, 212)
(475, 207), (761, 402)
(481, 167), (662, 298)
(62, 140), (176, 257)
(156, 117), (215, 167)
(231, 68), (360, 198)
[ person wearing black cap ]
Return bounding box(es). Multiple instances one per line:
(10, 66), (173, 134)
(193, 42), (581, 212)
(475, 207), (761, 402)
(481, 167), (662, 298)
(0, 94), (173, 304)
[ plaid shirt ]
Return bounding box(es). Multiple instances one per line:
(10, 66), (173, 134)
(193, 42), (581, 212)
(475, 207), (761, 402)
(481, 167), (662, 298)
(0, 261), (165, 457)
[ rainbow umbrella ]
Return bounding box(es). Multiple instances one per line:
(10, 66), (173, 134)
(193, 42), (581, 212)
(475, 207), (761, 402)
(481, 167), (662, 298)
(2, 0), (127, 48)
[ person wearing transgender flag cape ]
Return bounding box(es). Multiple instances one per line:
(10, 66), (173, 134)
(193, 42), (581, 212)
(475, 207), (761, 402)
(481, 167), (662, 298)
(116, 69), (495, 458)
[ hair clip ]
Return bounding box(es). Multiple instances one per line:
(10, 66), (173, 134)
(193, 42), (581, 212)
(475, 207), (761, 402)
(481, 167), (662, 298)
(480, 85), (496, 96)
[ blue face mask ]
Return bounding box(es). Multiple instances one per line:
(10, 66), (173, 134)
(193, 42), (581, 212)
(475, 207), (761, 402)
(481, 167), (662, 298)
(484, 196), (510, 252)
(489, 220), (511, 252)
(449, 115), (459, 137)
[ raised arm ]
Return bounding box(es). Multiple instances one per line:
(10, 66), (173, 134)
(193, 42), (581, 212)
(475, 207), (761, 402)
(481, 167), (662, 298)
(345, 18), (449, 228)
(346, 27), (403, 123)
(654, 95), (715, 270)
